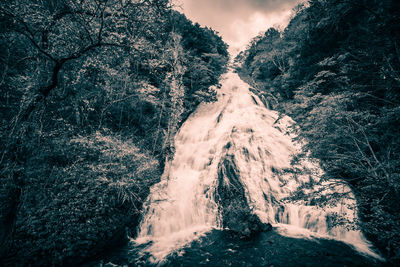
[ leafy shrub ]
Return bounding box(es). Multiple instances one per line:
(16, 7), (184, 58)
(9, 131), (160, 266)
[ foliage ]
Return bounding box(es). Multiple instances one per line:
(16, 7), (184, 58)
(238, 0), (400, 262)
(11, 131), (159, 266)
(0, 0), (228, 265)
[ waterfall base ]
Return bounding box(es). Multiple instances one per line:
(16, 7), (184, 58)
(96, 229), (381, 266)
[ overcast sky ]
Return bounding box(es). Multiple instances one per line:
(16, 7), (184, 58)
(175, 0), (303, 55)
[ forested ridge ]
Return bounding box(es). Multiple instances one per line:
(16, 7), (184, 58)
(237, 0), (400, 263)
(0, 0), (228, 265)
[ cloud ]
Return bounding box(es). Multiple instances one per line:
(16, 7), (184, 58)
(227, 9), (293, 54)
(174, 0), (303, 55)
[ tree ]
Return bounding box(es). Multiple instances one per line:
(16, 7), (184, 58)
(238, 0), (400, 262)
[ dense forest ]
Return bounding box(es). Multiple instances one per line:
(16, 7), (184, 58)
(0, 0), (228, 265)
(236, 0), (400, 263)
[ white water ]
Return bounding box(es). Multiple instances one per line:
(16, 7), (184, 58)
(135, 72), (380, 261)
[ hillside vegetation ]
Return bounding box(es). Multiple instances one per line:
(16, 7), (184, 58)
(237, 0), (400, 263)
(0, 0), (228, 265)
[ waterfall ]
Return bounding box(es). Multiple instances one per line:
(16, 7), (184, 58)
(134, 72), (378, 261)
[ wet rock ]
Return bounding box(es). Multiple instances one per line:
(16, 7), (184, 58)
(216, 153), (272, 238)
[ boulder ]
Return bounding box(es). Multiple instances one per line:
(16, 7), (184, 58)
(216, 153), (272, 238)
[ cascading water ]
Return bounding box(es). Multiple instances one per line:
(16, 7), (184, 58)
(134, 72), (379, 262)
